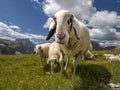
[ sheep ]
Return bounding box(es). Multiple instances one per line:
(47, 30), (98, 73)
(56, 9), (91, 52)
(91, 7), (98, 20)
(34, 43), (51, 68)
(103, 54), (114, 57)
(103, 54), (120, 61)
(106, 55), (120, 61)
(47, 42), (65, 73)
(46, 10), (90, 74)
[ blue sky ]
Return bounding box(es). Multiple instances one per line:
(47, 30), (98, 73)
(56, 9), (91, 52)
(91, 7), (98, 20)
(0, 0), (120, 46)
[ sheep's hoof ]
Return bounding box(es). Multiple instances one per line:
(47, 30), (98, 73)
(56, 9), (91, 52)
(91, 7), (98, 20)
(46, 72), (50, 75)
(64, 67), (67, 71)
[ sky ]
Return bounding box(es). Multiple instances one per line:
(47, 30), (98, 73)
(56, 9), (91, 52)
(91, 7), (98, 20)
(0, 0), (120, 46)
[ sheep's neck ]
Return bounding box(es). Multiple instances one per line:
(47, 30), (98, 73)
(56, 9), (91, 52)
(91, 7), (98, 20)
(66, 32), (78, 49)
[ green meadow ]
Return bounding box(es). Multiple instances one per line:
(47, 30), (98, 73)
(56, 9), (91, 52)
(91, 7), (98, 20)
(0, 50), (120, 90)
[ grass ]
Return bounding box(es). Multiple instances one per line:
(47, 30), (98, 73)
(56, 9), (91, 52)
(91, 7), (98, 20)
(0, 50), (120, 90)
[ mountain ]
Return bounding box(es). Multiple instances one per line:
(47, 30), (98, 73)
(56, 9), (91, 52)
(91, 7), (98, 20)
(0, 38), (35, 54)
(91, 41), (103, 50)
(91, 41), (117, 50)
(15, 39), (34, 47)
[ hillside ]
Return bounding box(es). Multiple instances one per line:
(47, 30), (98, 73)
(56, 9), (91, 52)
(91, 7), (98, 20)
(0, 38), (34, 54)
(0, 50), (120, 90)
(91, 41), (117, 50)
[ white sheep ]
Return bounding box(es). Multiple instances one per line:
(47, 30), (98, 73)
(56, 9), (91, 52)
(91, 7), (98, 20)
(103, 54), (120, 61)
(106, 55), (120, 61)
(46, 10), (90, 74)
(34, 43), (51, 68)
(103, 54), (114, 57)
(47, 42), (64, 73)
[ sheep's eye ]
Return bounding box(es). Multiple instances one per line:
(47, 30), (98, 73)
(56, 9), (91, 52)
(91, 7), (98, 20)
(53, 17), (56, 21)
(53, 17), (57, 24)
(67, 20), (70, 25)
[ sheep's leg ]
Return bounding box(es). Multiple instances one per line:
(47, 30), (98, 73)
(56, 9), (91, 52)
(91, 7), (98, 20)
(73, 59), (78, 74)
(73, 54), (81, 74)
(64, 56), (70, 71)
(43, 58), (46, 67)
(59, 53), (64, 72)
(81, 55), (84, 61)
(40, 57), (44, 68)
(50, 62), (54, 74)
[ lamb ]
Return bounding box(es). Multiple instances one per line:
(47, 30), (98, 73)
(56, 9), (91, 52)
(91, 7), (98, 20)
(34, 43), (51, 68)
(46, 10), (90, 74)
(47, 42), (65, 73)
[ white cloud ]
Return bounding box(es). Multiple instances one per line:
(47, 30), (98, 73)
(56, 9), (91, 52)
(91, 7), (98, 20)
(89, 11), (120, 45)
(9, 25), (21, 32)
(31, 0), (42, 6)
(9, 25), (20, 29)
(42, 0), (61, 16)
(89, 10), (120, 28)
(99, 40), (120, 47)
(0, 22), (46, 43)
(42, 0), (96, 28)
(42, 0), (96, 19)
(89, 27), (120, 40)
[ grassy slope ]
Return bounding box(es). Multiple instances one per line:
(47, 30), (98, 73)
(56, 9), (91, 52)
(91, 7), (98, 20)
(0, 50), (120, 90)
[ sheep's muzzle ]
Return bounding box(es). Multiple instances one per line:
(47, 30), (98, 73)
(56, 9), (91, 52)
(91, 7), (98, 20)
(56, 33), (66, 44)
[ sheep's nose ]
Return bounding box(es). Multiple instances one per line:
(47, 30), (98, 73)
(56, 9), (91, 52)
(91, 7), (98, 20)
(57, 33), (65, 40)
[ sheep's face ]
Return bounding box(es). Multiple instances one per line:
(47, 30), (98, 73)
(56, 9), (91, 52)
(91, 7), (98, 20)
(46, 10), (74, 45)
(33, 45), (43, 56)
(47, 55), (59, 66)
(33, 47), (38, 56)
(54, 11), (73, 44)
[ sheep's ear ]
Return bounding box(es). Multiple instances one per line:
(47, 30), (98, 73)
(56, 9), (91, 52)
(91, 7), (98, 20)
(73, 27), (80, 40)
(38, 46), (41, 50)
(46, 20), (56, 40)
(72, 17), (80, 40)
(39, 46), (43, 52)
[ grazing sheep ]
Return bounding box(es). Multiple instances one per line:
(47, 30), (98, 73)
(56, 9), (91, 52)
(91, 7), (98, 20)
(34, 43), (51, 68)
(46, 10), (90, 74)
(103, 54), (114, 57)
(106, 55), (120, 61)
(47, 42), (64, 73)
(103, 54), (120, 61)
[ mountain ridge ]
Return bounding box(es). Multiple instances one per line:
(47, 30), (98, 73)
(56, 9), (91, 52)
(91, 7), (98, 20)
(0, 38), (119, 54)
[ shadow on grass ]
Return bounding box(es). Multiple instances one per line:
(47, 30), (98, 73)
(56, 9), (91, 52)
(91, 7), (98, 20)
(43, 64), (61, 73)
(74, 64), (111, 90)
